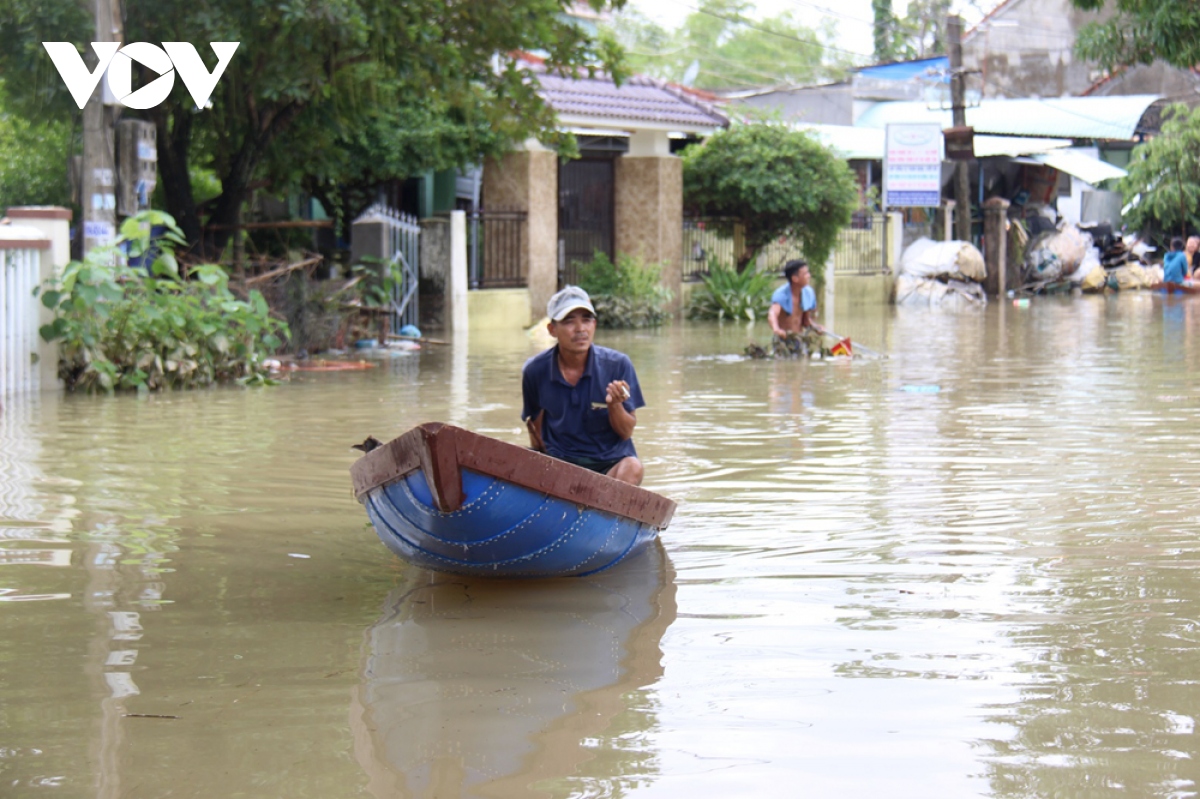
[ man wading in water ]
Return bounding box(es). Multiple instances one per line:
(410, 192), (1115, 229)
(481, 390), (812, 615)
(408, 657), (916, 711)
(766, 259), (825, 356)
(522, 286), (645, 486)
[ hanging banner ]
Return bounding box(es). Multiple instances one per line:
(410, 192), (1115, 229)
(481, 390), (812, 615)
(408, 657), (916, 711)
(884, 123), (944, 208)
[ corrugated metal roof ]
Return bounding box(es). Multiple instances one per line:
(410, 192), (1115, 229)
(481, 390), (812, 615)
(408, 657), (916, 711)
(1033, 150), (1128, 184)
(796, 123), (1071, 160)
(537, 73), (729, 133)
(854, 95), (1161, 140)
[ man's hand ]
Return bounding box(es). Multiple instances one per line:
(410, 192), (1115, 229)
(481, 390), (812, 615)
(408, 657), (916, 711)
(526, 410), (545, 452)
(606, 380), (630, 405)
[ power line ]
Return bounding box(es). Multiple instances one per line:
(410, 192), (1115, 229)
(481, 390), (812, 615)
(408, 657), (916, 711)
(665, 0), (870, 59)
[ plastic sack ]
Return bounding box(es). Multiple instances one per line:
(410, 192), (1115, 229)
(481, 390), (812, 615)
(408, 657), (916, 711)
(894, 274), (987, 308)
(899, 238), (987, 282)
(1079, 265), (1107, 291)
(1024, 226), (1091, 283)
(1066, 246), (1102, 283)
(1107, 264), (1150, 291)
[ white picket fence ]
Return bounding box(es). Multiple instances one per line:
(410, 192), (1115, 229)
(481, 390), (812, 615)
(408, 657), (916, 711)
(1, 245), (44, 397)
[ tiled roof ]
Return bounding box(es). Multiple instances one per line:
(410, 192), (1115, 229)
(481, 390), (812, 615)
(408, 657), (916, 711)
(536, 72), (729, 133)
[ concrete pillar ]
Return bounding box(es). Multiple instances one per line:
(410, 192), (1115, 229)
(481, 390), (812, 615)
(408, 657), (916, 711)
(481, 143), (557, 325)
(7, 206), (72, 391)
(614, 153), (683, 311)
(983, 197), (1010, 297)
(887, 211), (904, 274)
(447, 211), (468, 332)
(942, 201), (956, 241)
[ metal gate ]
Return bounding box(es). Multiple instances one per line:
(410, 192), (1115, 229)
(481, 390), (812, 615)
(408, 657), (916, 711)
(1, 246), (43, 397)
(558, 158), (614, 287)
(357, 202), (420, 333)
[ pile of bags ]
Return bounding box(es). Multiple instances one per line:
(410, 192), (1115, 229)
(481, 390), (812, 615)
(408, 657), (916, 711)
(894, 238), (987, 308)
(1022, 222), (1157, 292)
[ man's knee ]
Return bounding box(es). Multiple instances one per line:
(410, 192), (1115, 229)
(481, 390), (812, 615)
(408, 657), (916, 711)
(607, 456), (643, 486)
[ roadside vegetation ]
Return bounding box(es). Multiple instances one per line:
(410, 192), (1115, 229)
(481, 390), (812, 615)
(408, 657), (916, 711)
(1121, 103), (1200, 240)
(682, 122), (859, 282)
(38, 212), (287, 393)
(686, 256), (775, 321)
(576, 251), (672, 328)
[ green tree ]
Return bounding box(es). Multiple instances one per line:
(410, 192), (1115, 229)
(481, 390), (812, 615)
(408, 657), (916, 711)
(873, 0), (952, 63)
(1071, 0), (1200, 72)
(608, 0), (847, 91)
(682, 122), (859, 277)
(0, 79), (74, 210)
(1121, 103), (1200, 239)
(0, 0), (625, 257)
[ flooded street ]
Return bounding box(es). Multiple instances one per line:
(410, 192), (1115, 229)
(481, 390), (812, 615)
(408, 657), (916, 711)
(5, 293), (1200, 798)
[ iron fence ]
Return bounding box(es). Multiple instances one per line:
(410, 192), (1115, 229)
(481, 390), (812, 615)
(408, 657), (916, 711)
(682, 213), (891, 279)
(470, 209), (527, 288)
(359, 202), (420, 333)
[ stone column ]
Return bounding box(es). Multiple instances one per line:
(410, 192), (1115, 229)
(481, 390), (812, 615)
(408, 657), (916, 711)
(481, 141), (557, 324)
(7, 206), (72, 390)
(614, 131), (683, 311)
(983, 197), (1010, 297)
(942, 201), (956, 242)
(447, 211), (468, 332)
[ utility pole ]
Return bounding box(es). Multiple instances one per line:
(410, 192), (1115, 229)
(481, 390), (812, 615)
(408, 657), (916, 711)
(948, 14), (972, 243)
(81, 0), (122, 257)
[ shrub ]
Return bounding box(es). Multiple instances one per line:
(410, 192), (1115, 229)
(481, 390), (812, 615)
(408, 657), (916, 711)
(687, 256), (776, 321)
(39, 211), (288, 392)
(576, 251), (672, 328)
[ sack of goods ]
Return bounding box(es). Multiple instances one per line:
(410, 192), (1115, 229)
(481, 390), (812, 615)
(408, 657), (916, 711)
(1023, 225), (1090, 284)
(895, 238), (987, 308)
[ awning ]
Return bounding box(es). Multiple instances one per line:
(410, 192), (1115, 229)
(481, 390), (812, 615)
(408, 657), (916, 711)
(1032, 150), (1128, 184)
(796, 124), (1071, 160)
(855, 95), (1161, 140)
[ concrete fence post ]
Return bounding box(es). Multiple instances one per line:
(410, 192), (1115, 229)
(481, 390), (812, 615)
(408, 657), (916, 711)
(447, 210), (468, 332)
(983, 197), (1011, 297)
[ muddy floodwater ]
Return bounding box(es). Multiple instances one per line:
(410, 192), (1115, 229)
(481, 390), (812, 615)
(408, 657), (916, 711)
(5, 293), (1200, 798)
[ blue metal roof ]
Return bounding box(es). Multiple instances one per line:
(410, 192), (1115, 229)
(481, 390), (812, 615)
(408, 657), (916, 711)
(855, 57), (949, 84)
(854, 95), (1161, 140)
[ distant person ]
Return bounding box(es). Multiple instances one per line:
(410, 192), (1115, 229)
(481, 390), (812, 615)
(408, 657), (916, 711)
(1186, 235), (1200, 280)
(1163, 237), (1190, 285)
(522, 286), (645, 486)
(768, 259), (824, 339)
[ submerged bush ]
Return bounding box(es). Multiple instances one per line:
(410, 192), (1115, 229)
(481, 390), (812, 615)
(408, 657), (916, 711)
(39, 211), (288, 392)
(687, 256), (775, 321)
(576, 251), (672, 328)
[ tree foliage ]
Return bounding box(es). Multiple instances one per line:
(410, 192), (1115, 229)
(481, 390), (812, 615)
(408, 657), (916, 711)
(1071, 0), (1200, 72)
(607, 0), (849, 91)
(1121, 103), (1200, 239)
(872, 0), (954, 63)
(682, 123), (859, 277)
(0, 0), (626, 256)
(0, 79), (74, 210)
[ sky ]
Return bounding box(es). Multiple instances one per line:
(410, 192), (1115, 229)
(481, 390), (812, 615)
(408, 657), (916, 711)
(627, 0), (990, 61)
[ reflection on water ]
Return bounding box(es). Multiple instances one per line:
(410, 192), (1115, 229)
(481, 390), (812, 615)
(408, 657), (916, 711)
(353, 542), (675, 799)
(4, 294), (1200, 796)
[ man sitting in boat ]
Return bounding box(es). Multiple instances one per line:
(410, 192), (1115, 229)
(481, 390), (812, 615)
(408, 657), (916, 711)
(1164, 237), (1191, 286)
(522, 286), (645, 486)
(768, 259), (825, 355)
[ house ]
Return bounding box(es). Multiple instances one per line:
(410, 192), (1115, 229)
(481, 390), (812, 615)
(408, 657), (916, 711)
(478, 65), (729, 324)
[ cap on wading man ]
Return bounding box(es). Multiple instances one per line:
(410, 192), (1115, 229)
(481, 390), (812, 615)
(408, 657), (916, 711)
(521, 285), (645, 486)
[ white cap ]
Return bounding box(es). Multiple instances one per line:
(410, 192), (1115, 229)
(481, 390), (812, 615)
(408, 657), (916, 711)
(547, 285), (596, 321)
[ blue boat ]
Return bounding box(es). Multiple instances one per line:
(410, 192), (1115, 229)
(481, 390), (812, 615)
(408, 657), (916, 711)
(350, 423), (676, 577)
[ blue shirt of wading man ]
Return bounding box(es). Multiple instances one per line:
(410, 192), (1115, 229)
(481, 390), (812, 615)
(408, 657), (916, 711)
(521, 345), (644, 462)
(770, 282), (817, 315)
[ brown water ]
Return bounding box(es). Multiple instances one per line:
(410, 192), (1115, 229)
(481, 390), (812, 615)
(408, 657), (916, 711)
(4, 293), (1200, 798)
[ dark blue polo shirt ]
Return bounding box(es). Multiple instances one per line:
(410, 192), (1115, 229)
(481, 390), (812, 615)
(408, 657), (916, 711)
(521, 344), (644, 462)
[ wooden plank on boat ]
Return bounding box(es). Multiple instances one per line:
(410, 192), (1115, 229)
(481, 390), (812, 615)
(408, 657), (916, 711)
(351, 423), (675, 529)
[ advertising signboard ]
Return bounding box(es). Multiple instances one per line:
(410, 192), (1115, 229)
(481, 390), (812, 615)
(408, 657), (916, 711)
(884, 123), (943, 208)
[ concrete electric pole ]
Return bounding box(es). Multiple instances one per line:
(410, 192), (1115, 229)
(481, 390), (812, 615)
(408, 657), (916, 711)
(80, 0), (122, 257)
(947, 14), (972, 243)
